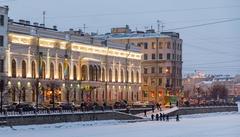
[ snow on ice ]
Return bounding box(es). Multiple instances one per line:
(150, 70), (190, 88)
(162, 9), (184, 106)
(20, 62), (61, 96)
(0, 112), (239, 137)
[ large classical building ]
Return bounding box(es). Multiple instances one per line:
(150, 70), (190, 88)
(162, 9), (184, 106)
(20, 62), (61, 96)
(97, 26), (183, 105)
(0, 6), (142, 105)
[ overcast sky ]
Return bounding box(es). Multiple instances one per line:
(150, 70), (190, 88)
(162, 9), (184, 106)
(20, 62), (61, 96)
(1, 0), (240, 76)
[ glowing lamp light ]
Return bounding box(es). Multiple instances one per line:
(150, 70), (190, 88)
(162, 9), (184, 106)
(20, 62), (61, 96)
(17, 81), (21, 88)
(165, 69), (169, 73)
(27, 82), (31, 87)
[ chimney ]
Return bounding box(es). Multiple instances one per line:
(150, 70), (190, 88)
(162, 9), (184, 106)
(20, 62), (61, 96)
(39, 24), (44, 27)
(19, 19), (26, 24)
(8, 18), (13, 23)
(25, 21), (30, 25)
(33, 22), (39, 26)
(53, 25), (57, 30)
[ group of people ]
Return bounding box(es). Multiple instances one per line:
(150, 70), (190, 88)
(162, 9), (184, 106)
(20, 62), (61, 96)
(150, 113), (167, 121)
(150, 113), (180, 122)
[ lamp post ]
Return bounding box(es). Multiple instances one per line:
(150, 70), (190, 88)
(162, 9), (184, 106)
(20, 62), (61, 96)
(0, 80), (4, 114)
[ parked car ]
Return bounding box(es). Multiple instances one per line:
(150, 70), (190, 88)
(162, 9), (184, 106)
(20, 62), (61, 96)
(114, 101), (127, 109)
(35, 104), (48, 111)
(59, 102), (75, 110)
(47, 102), (62, 111)
(15, 103), (35, 112)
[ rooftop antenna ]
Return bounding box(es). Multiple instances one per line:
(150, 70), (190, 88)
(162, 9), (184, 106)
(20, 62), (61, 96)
(43, 11), (46, 27)
(157, 20), (160, 33)
(161, 22), (165, 32)
(83, 24), (87, 33)
(135, 27), (138, 31)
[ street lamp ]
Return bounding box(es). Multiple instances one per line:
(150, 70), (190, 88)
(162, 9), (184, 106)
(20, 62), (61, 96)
(0, 80), (4, 114)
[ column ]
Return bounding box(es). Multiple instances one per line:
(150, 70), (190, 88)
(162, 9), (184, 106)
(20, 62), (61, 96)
(70, 55), (73, 80)
(6, 45), (11, 77)
(87, 64), (89, 81)
(46, 49), (50, 78)
(27, 47), (31, 78)
(55, 52), (58, 79)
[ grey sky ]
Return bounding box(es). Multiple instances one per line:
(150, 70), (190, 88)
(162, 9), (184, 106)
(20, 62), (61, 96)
(1, 0), (240, 75)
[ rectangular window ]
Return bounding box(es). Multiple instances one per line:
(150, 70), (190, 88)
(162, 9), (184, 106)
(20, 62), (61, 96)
(152, 54), (155, 60)
(137, 43), (142, 47)
(151, 67), (155, 73)
(144, 42), (148, 49)
(0, 15), (4, 26)
(0, 36), (3, 47)
(158, 78), (162, 86)
(144, 54), (148, 60)
(172, 54), (175, 60)
(159, 67), (162, 74)
(151, 78), (155, 85)
(151, 42), (155, 49)
(166, 78), (171, 87)
(0, 59), (4, 73)
(159, 53), (163, 59)
(167, 53), (171, 60)
(144, 68), (148, 74)
(167, 42), (171, 49)
(159, 42), (163, 49)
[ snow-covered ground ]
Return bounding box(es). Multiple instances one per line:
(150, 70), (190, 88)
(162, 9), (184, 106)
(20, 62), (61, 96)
(0, 112), (239, 137)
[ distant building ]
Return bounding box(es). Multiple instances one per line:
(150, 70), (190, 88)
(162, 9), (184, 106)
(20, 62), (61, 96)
(97, 26), (183, 104)
(183, 73), (240, 100)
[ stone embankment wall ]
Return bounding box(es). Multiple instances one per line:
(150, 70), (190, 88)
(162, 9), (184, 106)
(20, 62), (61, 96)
(0, 111), (142, 126)
(168, 106), (238, 116)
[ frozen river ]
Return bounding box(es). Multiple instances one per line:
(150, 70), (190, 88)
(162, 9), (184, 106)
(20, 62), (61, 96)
(0, 112), (239, 137)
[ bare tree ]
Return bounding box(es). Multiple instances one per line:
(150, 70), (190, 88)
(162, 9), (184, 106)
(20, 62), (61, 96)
(209, 84), (228, 101)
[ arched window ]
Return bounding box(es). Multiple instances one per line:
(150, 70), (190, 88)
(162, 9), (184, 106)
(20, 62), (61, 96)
(11, 59), (16, 78)
(93, 65), (97, 81)
(40, 61), (46, 79)
(136, 71), (139, 83)
(97, 66), (101, 81)
(115, 69), (118, 82)
(126, 70), (129, 83)
(73, 65), (77, 80)
(64, 64), (70, 80)
(102, 68), (105, 81)
(31, 61), (36, 78)
(50, 62), (54, 79)
(121, 69), (124, 82)
(109, 69), (112, 82)
(58, 63), (63, 80)
(131, 71), (134, 83)
(22, 60), (27, 78)
(89, 65), (93, 81)
(81, 65), (87, 81)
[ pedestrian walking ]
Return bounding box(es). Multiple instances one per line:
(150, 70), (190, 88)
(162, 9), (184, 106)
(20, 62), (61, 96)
(152, 105), (155, 113)
(160, 113), (162, 121)
(166, 115), (169, 121)
(144, 110), (147, 117)
(156, 114), (159, 121)
(156, 103), (160, 110)
(151, 114), (154, 121)
(162, 113), (165, 121)
(176, 114), (180, 121)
